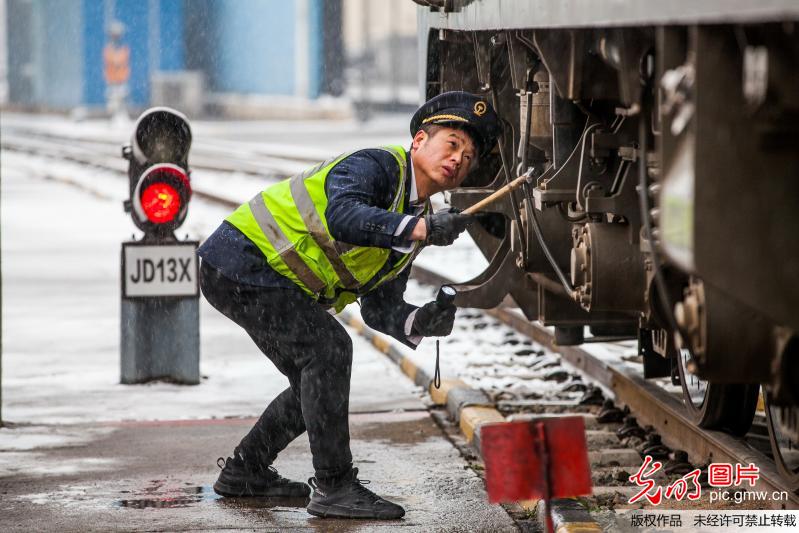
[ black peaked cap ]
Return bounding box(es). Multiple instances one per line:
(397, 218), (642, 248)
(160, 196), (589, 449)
(410, 91), (501, 157)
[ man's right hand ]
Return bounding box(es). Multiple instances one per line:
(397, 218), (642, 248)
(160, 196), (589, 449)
(423, 210), (474, 246)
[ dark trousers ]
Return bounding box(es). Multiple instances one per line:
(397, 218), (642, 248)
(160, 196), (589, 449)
(199, 261), (353, 483)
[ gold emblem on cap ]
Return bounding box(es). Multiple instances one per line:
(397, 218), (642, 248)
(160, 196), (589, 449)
(474, 101), (487, 116)
(422, 114), (469, 124)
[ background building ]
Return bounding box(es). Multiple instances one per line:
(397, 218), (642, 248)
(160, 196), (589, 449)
(0, 0), (420, 118)
(342, 0), (419, 114)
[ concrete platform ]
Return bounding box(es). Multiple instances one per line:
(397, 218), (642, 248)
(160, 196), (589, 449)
(0, 411), (514, 532)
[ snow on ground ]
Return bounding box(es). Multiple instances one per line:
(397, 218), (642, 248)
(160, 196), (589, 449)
(0, 147), (418, 431)
(0, 425), (115, 451)
(1, 111), (412, 161)
(353, 279), (580, 398)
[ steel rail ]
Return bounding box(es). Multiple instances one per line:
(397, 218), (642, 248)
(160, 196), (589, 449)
(1, 123), (329, 164)
(5, 134), (797, 508)
(1, 129), (311, 177)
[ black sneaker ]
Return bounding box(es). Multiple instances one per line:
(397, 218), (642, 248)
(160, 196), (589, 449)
(306, 468), (405, 519)
(213, 456), (311, 498)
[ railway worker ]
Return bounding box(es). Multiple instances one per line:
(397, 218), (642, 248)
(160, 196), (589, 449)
(102, 21), (130, 119)
(198, 91), (500, 519)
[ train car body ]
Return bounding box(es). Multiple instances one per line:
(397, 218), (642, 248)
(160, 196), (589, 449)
(416, 0), (799, 488)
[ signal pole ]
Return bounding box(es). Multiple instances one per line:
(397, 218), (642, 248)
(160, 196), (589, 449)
(120, 107), (199, 385)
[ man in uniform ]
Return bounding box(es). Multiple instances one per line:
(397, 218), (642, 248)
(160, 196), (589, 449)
(198, 91), (500, 519)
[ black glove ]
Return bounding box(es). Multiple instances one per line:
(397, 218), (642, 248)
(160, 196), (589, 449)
(424, 209), (474, 246)
(411, 300), (457, 337)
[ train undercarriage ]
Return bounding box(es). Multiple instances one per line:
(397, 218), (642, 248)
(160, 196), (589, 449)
(417, 0), (799, 489)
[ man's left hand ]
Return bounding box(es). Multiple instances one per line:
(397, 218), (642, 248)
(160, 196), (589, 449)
(411, 300), (457, 337)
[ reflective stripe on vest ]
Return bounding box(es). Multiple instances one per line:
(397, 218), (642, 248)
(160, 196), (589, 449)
(246, 194), (327, 294)
(289, 174), (360, 289)
(226, 146), (422, 307)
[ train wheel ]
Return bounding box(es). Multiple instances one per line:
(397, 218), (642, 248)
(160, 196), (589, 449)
(764, 393), (799, 493)
(677, 347), (759, 436)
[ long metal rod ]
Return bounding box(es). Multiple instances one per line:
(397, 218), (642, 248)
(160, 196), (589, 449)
(424, 0), (799, 31)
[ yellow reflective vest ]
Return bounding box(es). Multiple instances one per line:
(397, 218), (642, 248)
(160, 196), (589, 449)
(226, 145), (428, 312)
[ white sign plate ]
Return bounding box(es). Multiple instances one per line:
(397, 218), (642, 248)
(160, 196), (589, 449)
(122, 242), (199, 298)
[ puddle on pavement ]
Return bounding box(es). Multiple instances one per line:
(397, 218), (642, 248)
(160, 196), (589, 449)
(115, 484), (309, 510)
(216, 496), (310, 510)
(116, 485), (220, 509)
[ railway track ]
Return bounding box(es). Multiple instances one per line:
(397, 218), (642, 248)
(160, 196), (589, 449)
(409, 266), (798, 510)
(3, 129), (797, 512)
(0, 125), (313, 178)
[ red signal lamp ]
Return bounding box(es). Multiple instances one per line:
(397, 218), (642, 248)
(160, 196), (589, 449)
(132, 163), (191, 237)
(141, 182), (181, 223)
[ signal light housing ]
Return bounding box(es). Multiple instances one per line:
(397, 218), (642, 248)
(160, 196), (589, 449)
(132, 163), (191, 233)
(123, 107), (192, 242)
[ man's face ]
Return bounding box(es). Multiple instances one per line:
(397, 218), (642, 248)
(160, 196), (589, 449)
(411, 126), (476, 198)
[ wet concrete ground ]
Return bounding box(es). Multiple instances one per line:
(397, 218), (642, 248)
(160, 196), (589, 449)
(0, 411), (514, 531)
(0, 166), (516, 531)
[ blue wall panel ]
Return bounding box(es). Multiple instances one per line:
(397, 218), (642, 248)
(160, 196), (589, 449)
(82, 0), (105, 106)
(8, 0), (323, 108)
(213, 0), (295, 95)
(308, 0), (322, 98)
(159, 0), (185, 71)
(114, 1), (149, 105)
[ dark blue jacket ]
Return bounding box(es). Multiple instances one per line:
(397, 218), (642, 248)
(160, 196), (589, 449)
(198, 148), (423, 347)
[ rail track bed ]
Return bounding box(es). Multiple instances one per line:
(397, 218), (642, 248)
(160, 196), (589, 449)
(408, 267), (799, 512)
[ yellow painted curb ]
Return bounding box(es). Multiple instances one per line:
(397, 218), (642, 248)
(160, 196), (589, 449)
(519, 500), (602, 533)
(757, 390), (765, 412)
(519, 499), (539, 511)
(400, 357), (419, 382)
(348, 316), (364, 334)
(428, 378), (469, 406)
(342, 310), (602, 533)
(556, 522), (603, 533)
(459, 406), (505, 442)
(371, 336), (391, 354)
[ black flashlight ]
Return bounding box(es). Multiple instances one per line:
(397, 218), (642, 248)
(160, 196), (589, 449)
(436, 285), (457, 308)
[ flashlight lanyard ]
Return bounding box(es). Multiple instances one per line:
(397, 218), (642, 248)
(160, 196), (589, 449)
(434, 339), (441, 389)
(432, 285), (455, 391)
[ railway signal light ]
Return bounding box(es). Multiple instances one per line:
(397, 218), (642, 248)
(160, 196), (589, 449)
(119, 107), (199, 385)
(123, 107), (192, 241)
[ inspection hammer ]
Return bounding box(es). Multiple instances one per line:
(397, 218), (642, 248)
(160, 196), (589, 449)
(460, 171), (533, 215)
